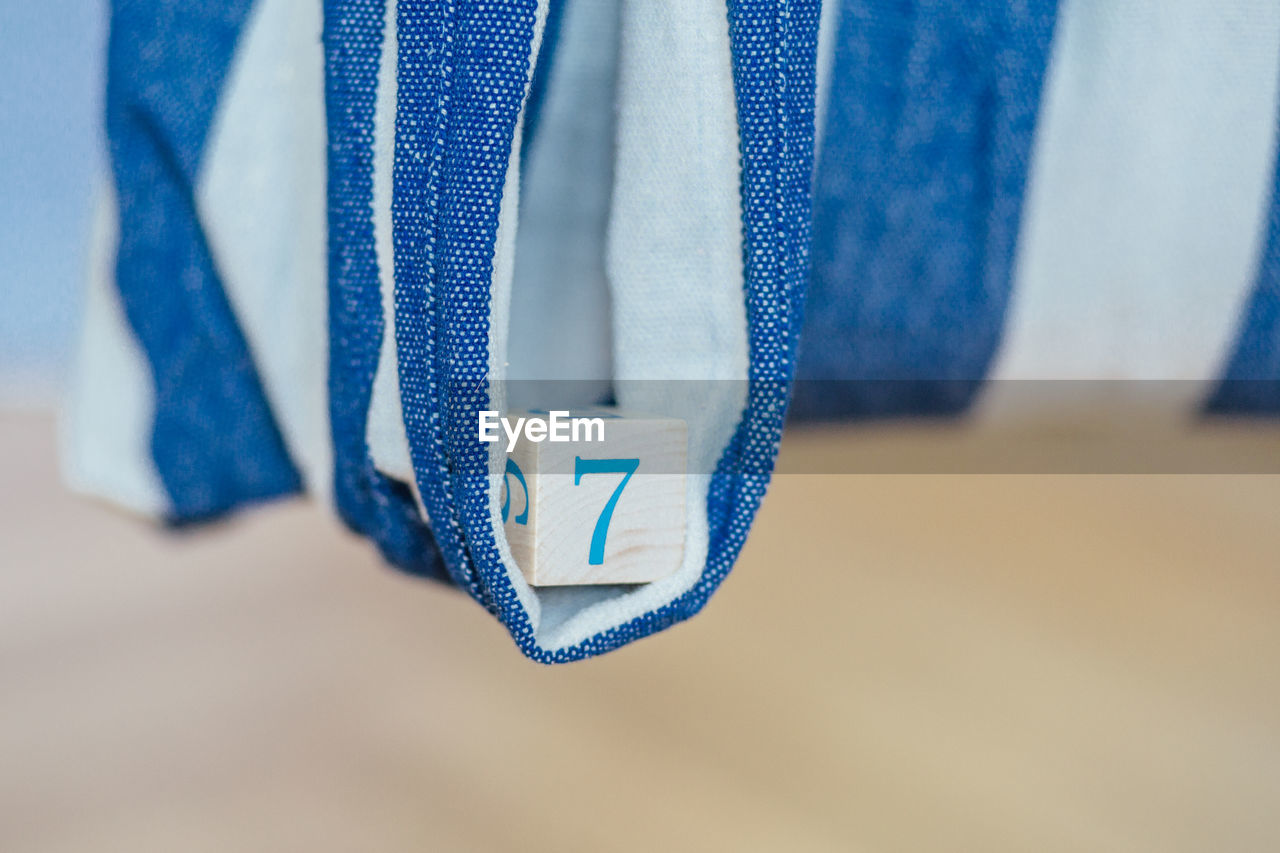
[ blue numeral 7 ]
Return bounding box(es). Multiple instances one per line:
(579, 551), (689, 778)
(574, 456), (640, 565)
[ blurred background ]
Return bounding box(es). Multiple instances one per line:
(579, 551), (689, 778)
(0, 1), (103, 407)
(4, 415), (1280, 852)
(3, 2), (1280, 852)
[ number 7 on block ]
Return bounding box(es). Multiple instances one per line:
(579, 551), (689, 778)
(500, 409), (686, 586)
(574, 456), (639, 566)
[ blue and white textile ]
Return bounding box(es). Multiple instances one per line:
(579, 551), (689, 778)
(64, 0), (1280, 659)
(795, 0), (1280, 420)
(63, 0), (818, 661)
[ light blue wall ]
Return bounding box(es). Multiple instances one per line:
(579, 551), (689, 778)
(0, 0), (106, 393)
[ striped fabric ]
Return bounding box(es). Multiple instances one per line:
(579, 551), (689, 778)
(64, 0), (1280, 658)
(65, 0), (818, 661)
(795, 0), (1280, 419)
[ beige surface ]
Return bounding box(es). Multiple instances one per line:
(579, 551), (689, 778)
(2, 411), (1279, 852)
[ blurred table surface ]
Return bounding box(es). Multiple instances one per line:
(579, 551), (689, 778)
(2, 410), (1278, 852)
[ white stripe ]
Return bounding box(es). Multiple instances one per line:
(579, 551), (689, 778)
(981, 0), (1280, 422)
(367, 0), (416, 485)
(504, 0), (619, 405)
(198, 0), (333, 497)
(60, 185), (168, 518)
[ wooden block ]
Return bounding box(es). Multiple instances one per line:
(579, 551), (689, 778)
(496, 407), (686, 586)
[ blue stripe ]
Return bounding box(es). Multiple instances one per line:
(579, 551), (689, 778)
(322, 0), (447, 578)
(792, 0), (1058, 419)
(106, 0), (301, 520)
(393, 0), (818, 662)
(704, 0), (819, 600)
(393, 0), (528, 609)
(1206, 146), (1280, 414)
